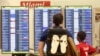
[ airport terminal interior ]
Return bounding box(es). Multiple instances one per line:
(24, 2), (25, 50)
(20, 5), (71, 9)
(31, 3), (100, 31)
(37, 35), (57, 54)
(0, 0), (100, 56)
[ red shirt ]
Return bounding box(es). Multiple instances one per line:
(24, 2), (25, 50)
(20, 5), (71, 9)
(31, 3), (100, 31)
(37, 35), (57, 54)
(76, 42), (96, 56)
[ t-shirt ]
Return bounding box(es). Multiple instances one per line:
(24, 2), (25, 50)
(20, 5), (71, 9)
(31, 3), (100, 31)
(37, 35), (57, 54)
(76, 42), (96, 56)
(40, 26), (72, 42)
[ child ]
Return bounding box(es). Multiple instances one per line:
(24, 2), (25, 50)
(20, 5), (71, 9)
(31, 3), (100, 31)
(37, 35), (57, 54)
(76, 31), (96, 56)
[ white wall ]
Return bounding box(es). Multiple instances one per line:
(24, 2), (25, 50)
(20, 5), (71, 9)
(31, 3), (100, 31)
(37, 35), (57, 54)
(0, 0), (100, 56)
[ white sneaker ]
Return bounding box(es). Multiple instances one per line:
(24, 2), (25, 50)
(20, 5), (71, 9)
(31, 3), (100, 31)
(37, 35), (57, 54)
(60, 35), (68, 54)
(51, 35), (59, 54)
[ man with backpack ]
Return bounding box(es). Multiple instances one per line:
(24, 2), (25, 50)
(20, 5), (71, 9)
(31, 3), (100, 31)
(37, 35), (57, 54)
(38, 13), (78, 56)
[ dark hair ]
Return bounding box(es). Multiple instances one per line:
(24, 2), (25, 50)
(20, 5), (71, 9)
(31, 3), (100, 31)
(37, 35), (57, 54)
(77, 31), (86, 41)
(53, 13), (63, 26)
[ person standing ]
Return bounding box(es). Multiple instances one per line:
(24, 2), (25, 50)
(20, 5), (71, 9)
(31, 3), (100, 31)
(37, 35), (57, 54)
(76, 31), (96, 56)
(38, 13), (73, 56)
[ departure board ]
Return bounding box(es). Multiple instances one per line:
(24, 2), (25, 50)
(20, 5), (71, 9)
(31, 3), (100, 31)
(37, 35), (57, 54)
(34, 6), (61, 51)
(0, 10), (1, 49)
(1, 6), (29, 53)
(65, 6), (92, 45)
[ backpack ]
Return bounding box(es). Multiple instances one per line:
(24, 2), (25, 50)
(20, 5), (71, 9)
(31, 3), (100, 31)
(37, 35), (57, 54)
(46, 28), (68, 56)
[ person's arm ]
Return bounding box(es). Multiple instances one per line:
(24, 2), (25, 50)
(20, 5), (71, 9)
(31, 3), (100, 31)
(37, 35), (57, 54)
(38, 29), (48, 56)
(90, 52), (97, 56)
(38, 41), (45, 56)
(88, 45), (96, 56)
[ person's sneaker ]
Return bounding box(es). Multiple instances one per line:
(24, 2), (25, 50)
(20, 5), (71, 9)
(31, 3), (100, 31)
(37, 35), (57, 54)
(51, 35), (59, 54)
(60, 35), (68, 53)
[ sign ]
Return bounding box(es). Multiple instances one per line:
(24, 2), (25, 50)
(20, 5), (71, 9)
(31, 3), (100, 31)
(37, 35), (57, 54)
(20, 1), (50, 7)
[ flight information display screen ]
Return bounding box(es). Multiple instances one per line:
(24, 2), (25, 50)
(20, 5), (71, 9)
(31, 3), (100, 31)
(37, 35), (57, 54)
(65, 6), (92, 45)
(1, 6), (29, 53)
(34, 6), (61, 51)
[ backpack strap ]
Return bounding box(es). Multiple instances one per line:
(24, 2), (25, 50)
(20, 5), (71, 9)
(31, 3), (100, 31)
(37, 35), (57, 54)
(66, 37), (79, 56)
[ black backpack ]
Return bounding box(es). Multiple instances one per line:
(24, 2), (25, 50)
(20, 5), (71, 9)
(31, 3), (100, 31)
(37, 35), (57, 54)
(46, 28), (68, 56)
